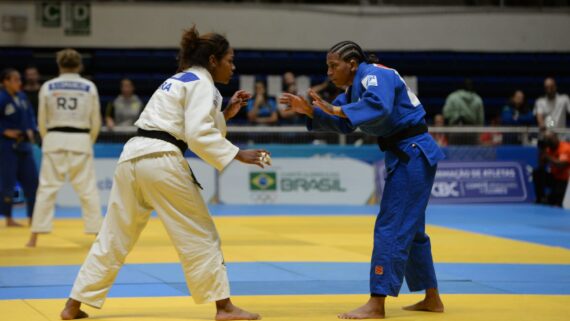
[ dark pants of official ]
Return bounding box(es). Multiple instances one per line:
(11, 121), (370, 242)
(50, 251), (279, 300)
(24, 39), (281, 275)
(0, 138), (38, 218)
(533, 167), (568, 207)
(371, 144), (438, 296)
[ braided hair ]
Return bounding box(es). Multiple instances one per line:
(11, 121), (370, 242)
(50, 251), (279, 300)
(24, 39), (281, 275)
(328, 41), (378, 64)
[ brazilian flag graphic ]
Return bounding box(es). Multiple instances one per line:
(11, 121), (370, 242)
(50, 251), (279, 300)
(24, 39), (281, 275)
(250, 172), (277, 191)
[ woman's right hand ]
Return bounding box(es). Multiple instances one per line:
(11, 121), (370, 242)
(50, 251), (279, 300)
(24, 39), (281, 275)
(279, 93), (314, 118)
(3, 129), (22, 139)
(235, 149), (270, 168)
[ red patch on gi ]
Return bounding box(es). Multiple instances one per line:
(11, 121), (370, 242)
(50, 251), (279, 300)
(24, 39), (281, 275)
(375, 265), (384, 275)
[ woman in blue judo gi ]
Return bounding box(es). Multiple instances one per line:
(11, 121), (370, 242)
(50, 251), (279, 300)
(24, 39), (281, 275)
(0, 68), (39, 227)
(280, 41), (445, 319)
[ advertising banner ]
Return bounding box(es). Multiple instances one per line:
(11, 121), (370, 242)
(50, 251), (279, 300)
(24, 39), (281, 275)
(219, 158), (375, 205)
(376, 161), (534, 204)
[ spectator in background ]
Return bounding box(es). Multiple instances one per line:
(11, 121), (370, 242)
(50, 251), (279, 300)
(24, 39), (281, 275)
(443, 78), (484, 126)
(277, 82), (301, 124)
(283, 71), (296, 90)
(501, 90), (535, 144)
(247, 80), (278, 125)
(533, 131), (570, 207)
(501, 90), (535, 126)
(431, 114), (448, 147)
(23, 66), (42, 119)
(534, 77), (570, 130)
(479, 113), (503, 146)
(442, 78), (484, 145)
(105, 78), (143, 130)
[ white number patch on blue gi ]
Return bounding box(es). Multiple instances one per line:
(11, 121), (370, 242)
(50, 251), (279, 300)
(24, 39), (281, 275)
(361, 75), (378, 89)
(394, 71), (421, 107)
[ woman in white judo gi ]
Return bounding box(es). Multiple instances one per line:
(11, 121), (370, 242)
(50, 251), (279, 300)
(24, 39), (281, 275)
(61, 26), (264, 320)
(27, 49), (103, 247)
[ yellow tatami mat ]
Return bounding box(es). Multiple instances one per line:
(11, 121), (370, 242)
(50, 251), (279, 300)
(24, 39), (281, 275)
(1, 294), (569, 321)
(1, 216), (569, 266)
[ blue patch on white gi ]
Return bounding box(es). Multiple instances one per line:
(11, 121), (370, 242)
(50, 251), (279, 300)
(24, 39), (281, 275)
(170, 72), (200, 83)
(48, 81), (90, 92)
(361, 75), (378, 89)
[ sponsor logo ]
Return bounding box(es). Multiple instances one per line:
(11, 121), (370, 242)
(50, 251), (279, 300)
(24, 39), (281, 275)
(281, 176), (346, 192)
(431, 181), (460, 197)
(250, 172), (277, 191)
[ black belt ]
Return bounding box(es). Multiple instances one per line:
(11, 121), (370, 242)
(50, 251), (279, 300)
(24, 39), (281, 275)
(137, 128), (188, 154)
(136, 128), (202, 190)
(377, 123), (428, 163)
(48, 127), (90, 133)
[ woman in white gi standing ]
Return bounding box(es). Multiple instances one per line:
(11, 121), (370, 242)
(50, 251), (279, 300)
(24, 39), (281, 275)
(61, 26), (264, 320)
(27, 49), (103, 247)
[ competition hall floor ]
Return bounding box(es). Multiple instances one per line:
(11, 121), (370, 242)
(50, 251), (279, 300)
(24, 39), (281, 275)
(1, 204), (569, 321)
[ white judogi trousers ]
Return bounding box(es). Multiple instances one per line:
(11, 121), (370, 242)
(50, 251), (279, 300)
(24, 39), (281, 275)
(70, 152), (229, 308)
(31, 151), (102, 234)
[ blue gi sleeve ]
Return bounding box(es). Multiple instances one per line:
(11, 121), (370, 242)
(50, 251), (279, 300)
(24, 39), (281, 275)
(341, 70), (396, 127)
(307, 93), (356, 134)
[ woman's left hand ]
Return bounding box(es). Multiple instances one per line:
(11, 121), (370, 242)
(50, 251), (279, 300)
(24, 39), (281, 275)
(308, 89), (345, 118)
(224, 90), (252, 120)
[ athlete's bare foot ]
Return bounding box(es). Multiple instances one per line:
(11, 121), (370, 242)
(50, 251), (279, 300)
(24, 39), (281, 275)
(215, 298), (261, 320)
(6, 218), (23, 227)
(26, 233), (38, 248)
(60, 298), (89, 320)
(402, 288), (444, 313)
(338, 296), (385, 319)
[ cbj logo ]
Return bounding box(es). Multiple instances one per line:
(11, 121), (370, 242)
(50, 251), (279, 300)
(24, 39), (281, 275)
(432, 182), (459, 197)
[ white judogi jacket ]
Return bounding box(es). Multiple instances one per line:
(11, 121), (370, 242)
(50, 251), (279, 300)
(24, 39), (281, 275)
(120, 66), (239, 171)
(38, 73), (101, 154)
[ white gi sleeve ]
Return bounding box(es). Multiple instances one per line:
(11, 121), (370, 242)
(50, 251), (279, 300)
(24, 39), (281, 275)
(184, 80), (239, 171)
(90, 85), (101, 143)
(214, 110), (228, 137)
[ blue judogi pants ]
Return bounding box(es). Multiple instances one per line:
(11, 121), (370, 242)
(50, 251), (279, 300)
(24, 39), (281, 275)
(370, 143), (438, 296)
(0, 138), (38, 218)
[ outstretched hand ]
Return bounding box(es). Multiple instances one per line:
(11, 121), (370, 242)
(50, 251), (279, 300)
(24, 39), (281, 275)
(308, 89), (345, 118)
(279, 93), (314, 118)
(224, 90), (252, 120)
(235, 149), (271, 168)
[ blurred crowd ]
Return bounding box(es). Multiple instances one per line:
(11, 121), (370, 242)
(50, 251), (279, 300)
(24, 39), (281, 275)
(2, 64), (570, 209)
(3, 66), (570, 141)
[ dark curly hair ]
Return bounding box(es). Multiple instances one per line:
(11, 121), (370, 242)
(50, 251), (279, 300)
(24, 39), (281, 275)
(177, 25), (230, 72)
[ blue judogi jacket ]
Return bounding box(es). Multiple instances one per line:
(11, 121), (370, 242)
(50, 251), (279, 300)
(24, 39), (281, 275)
(308, 62), (445, 170)
(0, 89), (36, 152)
